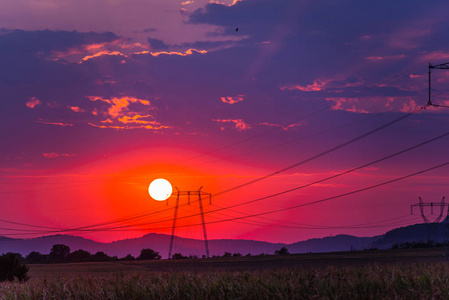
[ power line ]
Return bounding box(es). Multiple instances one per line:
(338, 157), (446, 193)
(2, 114), (448, 236)
(212, 105), (425, 198)
(81, 160), (449, 232)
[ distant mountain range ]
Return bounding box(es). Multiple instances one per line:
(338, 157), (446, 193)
(1, 222), (445, 259)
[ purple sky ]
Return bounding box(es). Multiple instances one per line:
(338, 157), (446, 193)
(1, 0), (449, 244)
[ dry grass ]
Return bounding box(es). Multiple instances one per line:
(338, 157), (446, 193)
(2, 261), (449, 299)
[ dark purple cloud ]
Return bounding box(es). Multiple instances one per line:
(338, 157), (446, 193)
(148, 37), (169, 50)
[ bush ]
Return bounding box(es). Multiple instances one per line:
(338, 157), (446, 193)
(0, 253), (30, 282)
(274, 247), (289, 255)
(171, 253), (187, 260)
(138, 248), (161, 260)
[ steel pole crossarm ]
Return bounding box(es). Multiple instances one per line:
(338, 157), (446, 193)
(432, 104), (449, 109)
(430, 62), (449, 69)
(411, 203), (447, 208)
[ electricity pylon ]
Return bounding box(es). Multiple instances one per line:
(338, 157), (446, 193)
(428, 62), (449, 108)
(411, 197), (446, 223)
(168, 187), (212, 259)
(442, 204), (449, 261)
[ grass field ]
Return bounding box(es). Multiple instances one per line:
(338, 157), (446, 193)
(1, 248), (448, 299)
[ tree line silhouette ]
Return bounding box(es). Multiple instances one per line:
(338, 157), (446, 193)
(0, 244), (291, 282)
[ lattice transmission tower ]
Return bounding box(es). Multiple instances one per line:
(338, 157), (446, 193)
(168, 187), (212, 259)
(411, 197), (446, 223)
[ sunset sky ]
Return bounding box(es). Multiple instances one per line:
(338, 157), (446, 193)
(1, 0), (449, 245)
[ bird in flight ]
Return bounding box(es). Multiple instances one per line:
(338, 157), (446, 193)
(236, 27), (238, 32)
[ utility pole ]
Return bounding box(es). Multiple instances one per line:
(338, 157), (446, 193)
(168, 187), (212, 259)
(442, 204), (449, 261)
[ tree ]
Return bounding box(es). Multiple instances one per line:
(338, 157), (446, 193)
(68, 249), (91, 262)
(49, 244), (70, 261)
(93, 251), (110, 261)
(274, 247), (289, 255)
(223, 252), (232, 257)
(171, 253), (187, 260)
(138, 248), (161, 260)
(0, 253), (29, 282)
(26, 251), (47, 264)
(122, 254), (135, 261)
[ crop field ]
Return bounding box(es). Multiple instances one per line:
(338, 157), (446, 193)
(1, 248), (449, 299)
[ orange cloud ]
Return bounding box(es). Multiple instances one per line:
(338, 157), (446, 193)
(181, 0), (194, 4)
(257, 122), (301, 131)
(87, 96), (151, 118)
(213, 119), (251, 131)
(150, 49), (207, 57)
(26, 97), (42, 108)
(87, 96), (172, 130)
(365, 54), (406, 61)
(88, 123), (172, 131)
(280, 80), (328, 92)
(221, 95), (245, 104)
(52, 39), (149, 62)
(42, 153), (75, 158)
(118, 114), (157, 124)
(324, 97), (369, 113)
(36, 120), (73, 126)
(209, 0), (242, 6)
(69, 106), (84, 112)
(81, 51), (126, 62)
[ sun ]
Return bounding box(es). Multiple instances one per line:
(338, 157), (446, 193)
(148, 178), (173, 201)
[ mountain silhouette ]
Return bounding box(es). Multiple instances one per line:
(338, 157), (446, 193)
(1, 221), (446, 258)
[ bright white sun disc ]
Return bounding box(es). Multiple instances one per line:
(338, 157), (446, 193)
(149, 178), (173, 201)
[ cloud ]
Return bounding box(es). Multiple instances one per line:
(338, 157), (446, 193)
(42, 153), (75, 158)
(69, 106), (84, 113)
(26, 97), (42, 108)
(213, 118), (251, 131)
(149, 48), (207, 57)
(365, 54), (406, 61)
(36, 120), (74, 127)
(87, 96), (151, 118)
(86, 96), (172, 131)
(148, 38), (169, 51)
(118, 114), (158, 125)
(281, 80), (328, 92)
(81, 50), (126, 62)
(220, 95), (244, 104)
(88, 123), (172, 131)
(257, 122), (301, 131)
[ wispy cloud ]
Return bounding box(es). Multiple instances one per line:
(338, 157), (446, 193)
(150, 49), (207, 57)
(280, 80), (328, 92)
(26, 97), (42, 108)
(36, 120), (73, 127)
(68, 106), (84, 113)
(87, 96), (151, 118)
(81, 50), (126, 62)
(220, 95), (244, 104)
(87, 96), (171, 131)
(213, 119), (251, 131)
(42, 152), (75, 158)
(257, 122), (302, 131)
(88, 123), (171, 131)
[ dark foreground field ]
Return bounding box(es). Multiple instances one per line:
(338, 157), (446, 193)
(2, 248), (449, 299)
